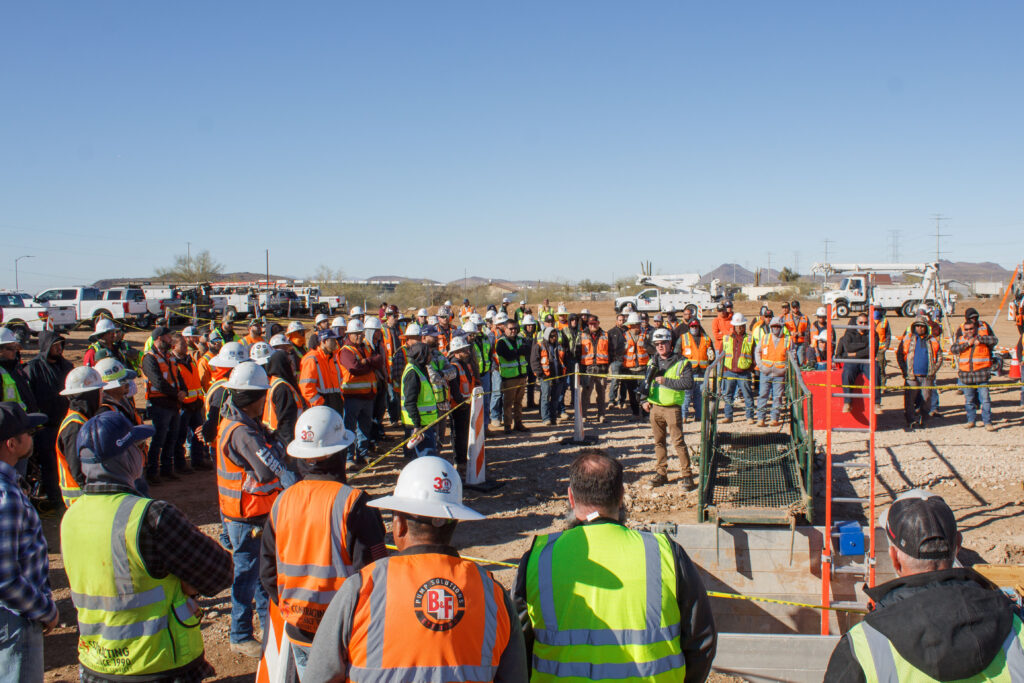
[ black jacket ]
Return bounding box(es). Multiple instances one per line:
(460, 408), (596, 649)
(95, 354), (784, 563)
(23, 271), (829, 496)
(142, 347), (181, 410)
(57, 392), (102, 489)
(607, 325), (626, 362)
(266, 351), (301, 451)
(825, 568), (1020, 682)
(24, 331), (71, 426)
(836, 327), (871, 360)
(401, 343), (433, 428)
(0, 357), (37, 413)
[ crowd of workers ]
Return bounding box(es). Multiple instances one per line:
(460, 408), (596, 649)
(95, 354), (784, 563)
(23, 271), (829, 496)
(0, 292), (1021, 682)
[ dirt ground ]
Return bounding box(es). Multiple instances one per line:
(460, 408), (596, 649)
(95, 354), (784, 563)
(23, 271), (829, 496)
(35, 296), (1023, 682)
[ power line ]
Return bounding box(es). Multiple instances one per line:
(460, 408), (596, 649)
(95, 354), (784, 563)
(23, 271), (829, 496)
(931, 214), (950, 262)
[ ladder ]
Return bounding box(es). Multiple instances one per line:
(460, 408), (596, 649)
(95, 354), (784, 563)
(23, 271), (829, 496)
(820, 302), (878, 635)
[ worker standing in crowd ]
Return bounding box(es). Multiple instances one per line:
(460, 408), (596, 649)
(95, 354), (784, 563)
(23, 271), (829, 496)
(390, 323), (419, 425)
(754, 317), (791, 427)
(243, 319), (265, 347)
(835, 313), (882, 415)
(382, 307), (403, 424)
(496, 315), (529, 433)
(82, 318), (119, 367)
(199, 342), (248, 451)
(338, 319), (382, 467)
(954, 307), (995, 340)
(300, 329), (344, 413)
(896, 317), (942, 432)
(812, 306), (829, 339)
(520, 315), (539, 410)
(142, 326), (185, 483)
(57, 366), (105, 507)
(459, 298), (474, 321)
(874, 309), (892, 378)
(813, 331), (830, 368)
(171, 333), (206, 473)
(621, 313), (649, 421)
(537, 298), (553, 321)
(0, 329), (36, 417)
(677, 318), (713, 424)
(259, 406), (387, 679)
(825, 490), (1021, 682)
(285, 321), (308, 370)
(949, 317), (998, 431)
(517, 450), (716, 681)
(263, 350), (306, 467)
(751, 307), (774, 344)
(62, 411), (232, 682)
(314, 313), (331, 333)
(489, 313), (508, 426)
(720, 313), (756, 423)
(197, 329), (223, 390)
(415, 307), (429, 327)
(580, 315), (610, 423)
(95, 358), (153, 491)
(306, 456), (527, 683)
(447, 336), (478, 470)
(640, 329), (697, 490)
(782, 301), (809, 365)
(420, 325), (456, 447)
(400, 339), (441, 458)
(711, 301), (733, 351)
(514, 300), (528, 324)
(330, 316), (346, 338)
(0, 403), (58, 679)
(607, 312), (627, 409)
(24, 330), (72, 511)
(363, 317), (389, 440)
(532, 326), (565, 426)
(218, 311), (238, 343)
(467, 320), (494, 425)
(217, 362), (294, 657)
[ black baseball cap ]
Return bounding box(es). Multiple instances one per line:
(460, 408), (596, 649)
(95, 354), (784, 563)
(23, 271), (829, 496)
(0, 402), (47, 442)
(885, 490), (958, 560)
(151, 326), (171, 340)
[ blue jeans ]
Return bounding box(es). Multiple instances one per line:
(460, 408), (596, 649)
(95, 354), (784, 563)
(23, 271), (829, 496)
(225, 519), (269, 644)
(795, 343), (807, 366)
(539, 377), (559, 422)
(757, 373), (785, 422)
(404, 426), (439, 458)
(0, 607), (43, 683)
(608, 360), (625, 404)
(478, 371), (492, 418)
(489, 369), (503, 422)
(962, 384), (991, 425)
(343, 397), (374, 459)
(840, 362), (882, 406)
(722, 371), (754, 419)
(177, 406), (209, 467)
(147, 403), (182, 475)
(681, 373), (704, 421)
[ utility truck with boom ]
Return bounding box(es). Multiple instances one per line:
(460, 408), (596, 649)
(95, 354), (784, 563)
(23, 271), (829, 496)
(615, 272), (721, 316)
(809, 262), (956, 318)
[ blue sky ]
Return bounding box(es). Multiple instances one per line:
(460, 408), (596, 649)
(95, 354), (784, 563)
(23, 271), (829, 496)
(3, 2), (1023, 292)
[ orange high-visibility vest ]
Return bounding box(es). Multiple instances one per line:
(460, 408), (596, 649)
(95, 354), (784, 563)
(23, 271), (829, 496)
(436, 327), (453, 356)
(244, 332), (264, 347)
(581, 333), (609, 366)
(270, 480), (361, 638)
(174, 356), (203, 405)
(144, 349), (179, 401)
(216, 420), (282, 520)
(540, 345), (565, 377)
(623, 332), (649, 369)
(459, 306), (474, 319)
(299, 348), (342, 407)
(340, 344), (376, 397)
(262, 377), (306, 433)
(900, 334), (941, 366)
(381, 328), (399, 375)
(784, 313), (809, 344)
(346, 553), (512, 682)
(451, 358), (476, 399)
(197, 351), (215, 391)
(56, 410), (87, 508)
(957, 339), (992, 373)
(679, 331), (712, 371)
(759, 334), (792, 369)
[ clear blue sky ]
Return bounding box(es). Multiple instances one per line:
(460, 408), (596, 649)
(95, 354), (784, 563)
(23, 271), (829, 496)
(3, 2), (1023, 292)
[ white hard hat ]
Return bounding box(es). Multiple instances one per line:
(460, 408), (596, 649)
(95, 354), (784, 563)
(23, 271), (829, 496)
(519, 300), (526, 305)
(364, 316), (381, 330)
(444, 300), (452, 306)
(483, 310), (494, 321)
(182, 326), (200, 338)
(663, 304), (675, 313)
(368, 456), (483, 521)
(210, 341), (248, 368)
(462, 321), (478, 334)
(60, 366), (105, 396)
(581, 308), (590, 315)
(816, 331), (828, 342)
(249, 341), (273, 365)
(350, 306), (364, 316)
(427, 315), (438, 325)
(556, 305), (568, 315)
(346, 319), (365, 334)
(731, 313), (747, 326)
(417, 308), (429, 317)
(494, 313), (510, 324)
(470, 313), (484, 325)
(0, 328), (18, 345)
(287, 406), (354, 459)
(626, 312), (641, 325)
(90, 317), (118, 339)
(314, 313), (329, 325)
(449, 336), (470, 352)
(93, 358), (137, 389)
(522, 314), (537, 326)
(331, 316), (346, 328)
(403, 323), (422, 337)
(815, 307), (827, 317)
(437, 310), (450, 319)
(651, 328), (673, 343)
(501, 297), (510, 304)
(286, 321), (306, 334)
(269, 334), (290, 348)
(226, 361), (270, 391)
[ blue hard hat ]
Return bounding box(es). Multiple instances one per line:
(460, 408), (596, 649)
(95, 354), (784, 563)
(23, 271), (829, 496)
(873, 309), (884, 320)
(77, 412), (155, 464)
(420, 325), (439, 337)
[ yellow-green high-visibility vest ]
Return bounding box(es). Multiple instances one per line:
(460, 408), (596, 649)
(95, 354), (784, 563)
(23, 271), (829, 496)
(646, 358), (690, 407)
(61, 493), (204, 677)
(848, 615), (1024, 682)
(720, 334), (755, 372)
(400, 364), (437, 427)
(496, 337), (526, 379)
(0, 367), (24, 409)
(525, 522), (685, 682)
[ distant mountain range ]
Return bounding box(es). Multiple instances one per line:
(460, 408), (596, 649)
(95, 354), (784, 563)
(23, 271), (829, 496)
(698, 263), (780, 285)
(935, 260), (1012, 282)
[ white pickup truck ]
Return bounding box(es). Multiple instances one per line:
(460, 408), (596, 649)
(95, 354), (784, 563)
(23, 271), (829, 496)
(101, 287), (152, 327)
(35, 286), (144, 328)
(0, 291), (76, 345)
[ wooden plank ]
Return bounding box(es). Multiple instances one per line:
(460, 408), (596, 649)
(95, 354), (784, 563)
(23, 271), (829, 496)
(973, 564), (1024, 596)
(713, 632), (842, 683)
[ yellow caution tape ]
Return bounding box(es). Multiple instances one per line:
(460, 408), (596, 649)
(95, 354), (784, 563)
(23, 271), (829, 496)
(707, 591), (868, 614)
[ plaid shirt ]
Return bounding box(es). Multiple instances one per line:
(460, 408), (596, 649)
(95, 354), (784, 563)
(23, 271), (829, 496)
(0, 460), (56, 622)
(949, 334), (998, 386)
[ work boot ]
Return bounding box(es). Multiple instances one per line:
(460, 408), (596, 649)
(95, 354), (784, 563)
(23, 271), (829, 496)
(757, 419), (766, 427)
(985, 424), (996, 432)
(769, 420), (781, 427)
(965, 422), (974, 429)
(503, 426), (512, 434)
(230, 639), (263, 659)
(513, 424), (530, 433)
(679, 478), (697, 493)
(651, 473), (669, 487)
(721, 417), (732, 424)
(974, 421), (983, 429)
(841, 404), (851, 414)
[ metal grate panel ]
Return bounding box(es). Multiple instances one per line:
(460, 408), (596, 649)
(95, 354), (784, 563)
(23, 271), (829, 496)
(708, 432), (804, 512)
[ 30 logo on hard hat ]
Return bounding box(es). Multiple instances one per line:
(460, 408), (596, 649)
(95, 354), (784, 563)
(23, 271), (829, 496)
(413, 578), (465, 631)
(433, 473), (452, 494)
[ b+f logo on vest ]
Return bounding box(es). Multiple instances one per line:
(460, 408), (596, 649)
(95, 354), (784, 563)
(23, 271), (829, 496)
(414, 578), (466, 631)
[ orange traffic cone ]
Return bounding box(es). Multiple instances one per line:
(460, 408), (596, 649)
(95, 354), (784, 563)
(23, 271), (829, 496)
(1010, 347), (1020, 380)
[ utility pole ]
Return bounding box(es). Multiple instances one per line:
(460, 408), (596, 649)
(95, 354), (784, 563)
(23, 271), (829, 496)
(266, 249), (270, 286)
(931, 214), (949, 263)
(767, 252), (772, 283)
(14, 255), (33, 291)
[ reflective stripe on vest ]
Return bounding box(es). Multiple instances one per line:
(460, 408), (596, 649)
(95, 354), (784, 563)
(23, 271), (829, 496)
(540, 344), (564, 378)
(721, 334), (754, 372)
(340, 344), (377, 396)
(400, 364), (438, 427)
(624, 333), (650, 369)
(581, 333), (609, 366)
(216, 420), (281, 520)
(475, 338), (493, 374)
(958, 340), (992, 373)
(760, 335), (791, 369)
(144, 350), (178, 400)
(262, 377), (305, 432)
(679, 332), (711, 370)
(347, 554), (510, 683)
(61, 493), (203, 675)
(496, 337), (526, 379)
(56, 411), (87, 507)
(0, 368), (24, 409)
(300, 349), (342, 404)
(174, 356), (203, 404)
(848, 617), (1024, 682)
(271, 481), (360, 635)
(526, 524), (684, 682)
(646, 358), (690, 407)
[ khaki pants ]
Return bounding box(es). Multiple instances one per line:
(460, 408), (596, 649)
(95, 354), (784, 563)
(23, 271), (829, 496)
(649, 403), (692, 482)
(502, 375), (527, 428)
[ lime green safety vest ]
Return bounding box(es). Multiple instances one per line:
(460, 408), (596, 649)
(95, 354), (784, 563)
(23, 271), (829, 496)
(61, 494), (204, 677)
(0, 368), (24, 409)
(525, 523), (685, 682)
(646, 358), (690, 407)
(720, 334), (754, 372)
(496, 336), (527, 379)
(848, 615), (1024, 682)
(475, 338), (493, 374)
(400, 364), (438, 427)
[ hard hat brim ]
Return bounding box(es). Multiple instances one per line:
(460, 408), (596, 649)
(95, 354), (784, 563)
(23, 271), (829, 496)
(287, 431), (356, 459)
(252, 356), (271, 366)
(209, 356), (241, 368)
(367, 495), (485, 521)
(60, 383), (104, 396)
